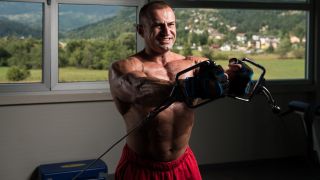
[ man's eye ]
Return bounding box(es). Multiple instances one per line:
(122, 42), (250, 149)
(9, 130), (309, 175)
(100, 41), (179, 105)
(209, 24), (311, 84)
(153, 24), (161, 28)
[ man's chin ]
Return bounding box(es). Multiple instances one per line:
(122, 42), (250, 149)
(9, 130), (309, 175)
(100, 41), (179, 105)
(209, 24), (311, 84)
(159, 45), (173, 51)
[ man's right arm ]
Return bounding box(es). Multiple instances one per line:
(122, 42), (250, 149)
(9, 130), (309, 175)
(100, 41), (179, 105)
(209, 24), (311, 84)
(108, 59), (174, 109)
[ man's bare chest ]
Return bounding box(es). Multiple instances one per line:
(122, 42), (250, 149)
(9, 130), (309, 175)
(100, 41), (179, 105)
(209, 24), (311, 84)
(142, 60), (195, 81)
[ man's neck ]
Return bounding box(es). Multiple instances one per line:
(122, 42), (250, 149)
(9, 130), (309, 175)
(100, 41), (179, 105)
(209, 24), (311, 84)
(142, 49), (172, 65)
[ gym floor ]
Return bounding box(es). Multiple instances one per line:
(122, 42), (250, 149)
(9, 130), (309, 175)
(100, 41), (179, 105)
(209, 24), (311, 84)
(107, 157), (320, 180)
(199, 157), (320, 180)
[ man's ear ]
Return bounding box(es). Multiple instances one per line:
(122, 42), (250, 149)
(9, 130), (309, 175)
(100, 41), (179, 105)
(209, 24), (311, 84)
(136, 24), (144, 36)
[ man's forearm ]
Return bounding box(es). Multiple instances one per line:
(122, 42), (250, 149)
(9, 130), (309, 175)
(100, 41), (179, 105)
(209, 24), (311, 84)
(111, 73), (174, 107)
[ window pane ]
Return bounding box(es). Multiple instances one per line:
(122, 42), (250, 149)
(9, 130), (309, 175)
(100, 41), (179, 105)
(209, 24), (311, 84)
(58, 4), (137, 83)
(174, 8), (307, 80)
(182, 0), (307, 3)
(0, 1), (43, 83)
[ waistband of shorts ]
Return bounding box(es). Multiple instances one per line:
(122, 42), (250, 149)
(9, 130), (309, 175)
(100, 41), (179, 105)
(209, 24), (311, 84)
(122, 144), (192, 171)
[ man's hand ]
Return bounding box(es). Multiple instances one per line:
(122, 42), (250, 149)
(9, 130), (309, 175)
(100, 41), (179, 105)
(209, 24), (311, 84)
(225, 58), (253, 96)
(183, 60), (228, 99)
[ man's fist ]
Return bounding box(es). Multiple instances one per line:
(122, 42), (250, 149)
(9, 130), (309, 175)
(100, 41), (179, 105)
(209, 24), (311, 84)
(226, 58), (253, 96)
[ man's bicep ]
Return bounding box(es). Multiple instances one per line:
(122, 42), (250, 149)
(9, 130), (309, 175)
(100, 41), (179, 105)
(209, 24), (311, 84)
(109, 60), (145, 101)
(109, 59), (144, 79)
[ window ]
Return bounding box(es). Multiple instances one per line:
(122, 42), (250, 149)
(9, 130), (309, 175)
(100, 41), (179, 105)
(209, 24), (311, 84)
(0, 0), (143, 93)
(58, 4), (137, 83)
(164, 0), (318, 81)
(0, 0), (318, 97)
(165, 0), (312, 81)
(183, 0), (307, 3)
(0, 1), (43, 84)
(173, 8), (307, 80)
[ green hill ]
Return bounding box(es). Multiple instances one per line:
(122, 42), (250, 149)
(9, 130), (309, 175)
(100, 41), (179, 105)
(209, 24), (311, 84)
(0, 17), (41, 38)
(0, 7), (305, 43)
(63, 8), (136, 39)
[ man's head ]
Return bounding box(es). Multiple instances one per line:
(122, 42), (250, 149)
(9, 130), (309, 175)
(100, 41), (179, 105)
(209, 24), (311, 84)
(137, 1), (176, 54)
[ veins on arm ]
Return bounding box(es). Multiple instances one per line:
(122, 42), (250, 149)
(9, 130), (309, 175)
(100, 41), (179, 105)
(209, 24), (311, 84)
(109, 59), (173, 108)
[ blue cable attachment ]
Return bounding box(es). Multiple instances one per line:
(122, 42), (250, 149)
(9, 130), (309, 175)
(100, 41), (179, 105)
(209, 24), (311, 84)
(215, 81), (224, 97)
(200, 78), (210, 98)
(183, 77), (224, 99)
(184, 77), (195, 98)
(242, 66), (253, 95)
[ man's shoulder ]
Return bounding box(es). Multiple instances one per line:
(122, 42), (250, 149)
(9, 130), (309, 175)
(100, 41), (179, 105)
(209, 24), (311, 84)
(185, 55), (209, 63)
(114, 55), (142, 65)
(169, 52), (207, 63)
(111, 54), (143, 69)
(110, 55), (143, 72)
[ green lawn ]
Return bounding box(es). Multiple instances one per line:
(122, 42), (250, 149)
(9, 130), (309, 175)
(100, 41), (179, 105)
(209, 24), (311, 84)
(216, 59), (305, 80)
(59, 67), (108, 82)
(0, 59), (305, 83)
(0, 67), (42, 83)
(0, 67), (108, 83)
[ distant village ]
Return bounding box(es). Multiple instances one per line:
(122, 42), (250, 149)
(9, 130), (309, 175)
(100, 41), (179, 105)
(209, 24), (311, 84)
(176, 27), (305, 54)
(175, 9), (305, 54)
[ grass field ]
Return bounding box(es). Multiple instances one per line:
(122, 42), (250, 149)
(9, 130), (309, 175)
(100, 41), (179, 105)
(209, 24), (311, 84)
(59, 67), (108, 82)
(0, 58), (305, 83)
(0, 67), (108, 83)
(0, 68), (42, 83)
(216, 59), (305, 80)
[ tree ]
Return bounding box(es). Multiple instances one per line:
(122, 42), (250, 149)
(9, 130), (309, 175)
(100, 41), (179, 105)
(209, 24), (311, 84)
(6, 66), (30, 81)
(182, 42), (192, 56)
(0, 47), (11, 66)
(201, 46), (214, 60)
(69, 48), (83, 67)
(277, 34), (292, 59)
(58, 46), (69, 67)
(265, 43), (275, 53)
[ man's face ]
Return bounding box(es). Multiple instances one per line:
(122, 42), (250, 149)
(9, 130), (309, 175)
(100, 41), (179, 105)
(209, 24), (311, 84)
(140, 7), (176, 53)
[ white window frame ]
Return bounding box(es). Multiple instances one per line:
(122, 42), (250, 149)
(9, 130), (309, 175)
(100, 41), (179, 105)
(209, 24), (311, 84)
(0, 0), (146, 105)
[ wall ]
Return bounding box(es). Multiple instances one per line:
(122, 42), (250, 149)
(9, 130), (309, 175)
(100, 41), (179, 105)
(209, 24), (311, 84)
(0, 91), (314, 180)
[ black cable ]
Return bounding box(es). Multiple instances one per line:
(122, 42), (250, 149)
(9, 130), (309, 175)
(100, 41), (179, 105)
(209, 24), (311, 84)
(71, 97), (175, 180)
(71, 118), (144, 180)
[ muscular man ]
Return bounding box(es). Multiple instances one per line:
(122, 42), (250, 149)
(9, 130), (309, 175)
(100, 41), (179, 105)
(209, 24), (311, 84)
(109, 1), (245, 179)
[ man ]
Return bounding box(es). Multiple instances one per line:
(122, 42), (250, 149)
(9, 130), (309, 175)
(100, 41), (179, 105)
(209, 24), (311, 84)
(109, 1), (247, 179)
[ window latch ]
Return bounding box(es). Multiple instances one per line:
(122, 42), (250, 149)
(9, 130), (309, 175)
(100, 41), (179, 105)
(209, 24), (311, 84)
(47, 0), (51, 5)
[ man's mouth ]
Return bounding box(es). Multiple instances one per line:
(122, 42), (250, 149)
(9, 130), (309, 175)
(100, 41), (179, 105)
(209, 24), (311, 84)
(157, 37), (173, 44)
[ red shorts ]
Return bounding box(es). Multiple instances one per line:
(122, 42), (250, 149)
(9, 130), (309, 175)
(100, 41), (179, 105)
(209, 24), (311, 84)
(115, 144), (202, 180)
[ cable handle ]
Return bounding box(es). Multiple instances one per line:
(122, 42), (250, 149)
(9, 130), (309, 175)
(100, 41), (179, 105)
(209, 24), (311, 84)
(227, 57), (265, 101)
(226, 58), (280, 113)
(175, 60), (224, 108)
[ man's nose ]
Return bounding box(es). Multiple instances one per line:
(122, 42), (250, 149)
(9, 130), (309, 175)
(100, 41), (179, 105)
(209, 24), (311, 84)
(161, 24), (170, 35)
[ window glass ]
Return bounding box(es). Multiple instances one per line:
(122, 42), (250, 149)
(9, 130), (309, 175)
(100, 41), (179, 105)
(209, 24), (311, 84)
(174, 8), (307, 80)
(183, 0), (306, 3)
(0, 1), (43, 83)
(58, 4), (137, 83)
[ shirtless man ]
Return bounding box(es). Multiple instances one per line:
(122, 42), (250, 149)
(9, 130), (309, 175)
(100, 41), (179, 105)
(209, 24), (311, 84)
(109, 1), (245, 179)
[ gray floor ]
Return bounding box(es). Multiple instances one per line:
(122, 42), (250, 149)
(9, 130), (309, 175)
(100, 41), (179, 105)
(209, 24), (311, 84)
(199, 157), (320, 180)
(107, 157), (320, 180)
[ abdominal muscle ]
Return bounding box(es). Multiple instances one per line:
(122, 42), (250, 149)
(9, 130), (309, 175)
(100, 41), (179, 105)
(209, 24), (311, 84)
(124, 102), (195, 162)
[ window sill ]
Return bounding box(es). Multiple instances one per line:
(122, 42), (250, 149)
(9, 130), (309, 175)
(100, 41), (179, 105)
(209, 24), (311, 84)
(0, 89), (113, 106)
(0, 81), (316, 107)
